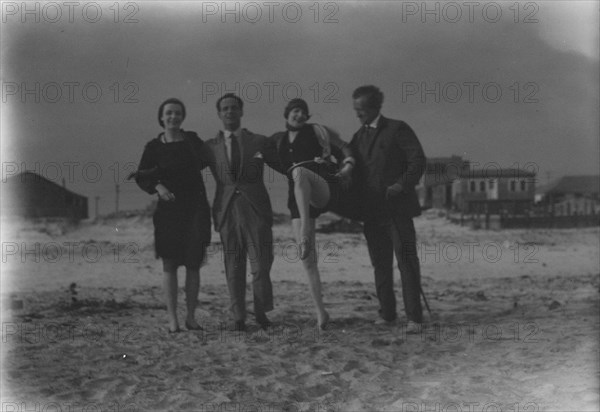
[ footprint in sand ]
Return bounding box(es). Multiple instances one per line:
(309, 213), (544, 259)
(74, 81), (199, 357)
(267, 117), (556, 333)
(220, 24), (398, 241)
(371, 338), (391, 347)
(304, 383), (330, 398)
(248, 366), (273, 377)
(326, 350), (345, 360)
(343, 360), (361, 371)
(111, 376), (140, 397)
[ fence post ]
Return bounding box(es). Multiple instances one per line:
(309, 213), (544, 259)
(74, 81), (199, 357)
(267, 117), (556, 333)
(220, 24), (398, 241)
(550, 196), (555, 228)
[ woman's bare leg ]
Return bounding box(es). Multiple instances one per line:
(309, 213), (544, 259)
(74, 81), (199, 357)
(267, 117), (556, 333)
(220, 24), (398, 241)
(185, 267), (201, 329)
(162, 259), (179, 332)
(291, 167), (329, 259)
(292, 218), (330, 329)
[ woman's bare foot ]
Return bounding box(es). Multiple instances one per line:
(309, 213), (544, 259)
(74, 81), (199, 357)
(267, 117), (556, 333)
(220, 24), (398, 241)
(299, 236), (311, 260)
(168, 320), (180, 334)
(318, 311), (330, 330)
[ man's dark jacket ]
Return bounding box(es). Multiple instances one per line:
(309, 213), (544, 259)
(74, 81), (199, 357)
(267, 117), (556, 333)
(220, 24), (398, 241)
(349, 116), (426, 223)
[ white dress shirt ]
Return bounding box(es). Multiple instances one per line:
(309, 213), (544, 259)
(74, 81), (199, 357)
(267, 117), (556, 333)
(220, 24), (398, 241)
(366, 113), (382, 129)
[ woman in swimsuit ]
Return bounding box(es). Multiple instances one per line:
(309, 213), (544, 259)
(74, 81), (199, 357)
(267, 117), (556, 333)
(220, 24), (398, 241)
(264, 98), (356, 329)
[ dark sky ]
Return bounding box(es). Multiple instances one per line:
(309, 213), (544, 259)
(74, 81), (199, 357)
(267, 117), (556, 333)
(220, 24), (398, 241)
(1, 1), (598, 214)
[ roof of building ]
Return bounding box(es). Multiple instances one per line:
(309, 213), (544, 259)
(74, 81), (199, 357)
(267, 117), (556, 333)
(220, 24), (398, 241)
(425, 156), (467, 172)
(426, 155), (465, 164)
(4, 171), (88, 199)
(459, 168), (536, 179)
(422, 156), (468, 185)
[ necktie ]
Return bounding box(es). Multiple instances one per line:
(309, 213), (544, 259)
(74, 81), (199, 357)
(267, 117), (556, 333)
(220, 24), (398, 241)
(359, 124), (374, 157)
(230, 133), (241, 180)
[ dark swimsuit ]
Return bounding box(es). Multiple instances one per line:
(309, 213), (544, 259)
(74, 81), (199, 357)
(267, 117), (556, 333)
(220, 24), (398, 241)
(277, 125), (342, 219)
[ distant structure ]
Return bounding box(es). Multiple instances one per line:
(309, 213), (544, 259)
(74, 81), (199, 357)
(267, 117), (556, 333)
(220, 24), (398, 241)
(1, 172), (88, 219)
(420, 158), (597, 227)
(452, 167), (536, 215)
(418, 155), (468, 209)
(536, 175), (600, 215)
(417, 157), (537, 215)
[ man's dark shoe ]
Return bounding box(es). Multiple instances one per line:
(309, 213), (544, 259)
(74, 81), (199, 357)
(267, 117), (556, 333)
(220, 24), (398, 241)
(375, 310), (397, 326)
(224, 320), (246, 332)
(256, 314), (272, 330)
(374, 317), (397, 326)
(406, 320), (423, 335)
(401, 320), (422, 335)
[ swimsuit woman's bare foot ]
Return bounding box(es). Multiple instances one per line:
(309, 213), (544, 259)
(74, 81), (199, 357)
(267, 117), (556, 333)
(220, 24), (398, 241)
(318, 311), (330, 330)
(299, 236), (311, 260)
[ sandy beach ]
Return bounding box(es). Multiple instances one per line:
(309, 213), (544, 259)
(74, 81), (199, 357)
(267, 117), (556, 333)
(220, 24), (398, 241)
(1, 211), (598, 411)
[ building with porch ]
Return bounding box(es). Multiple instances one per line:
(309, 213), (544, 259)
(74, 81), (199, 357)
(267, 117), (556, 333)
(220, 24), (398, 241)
(452, 167), (536, 215)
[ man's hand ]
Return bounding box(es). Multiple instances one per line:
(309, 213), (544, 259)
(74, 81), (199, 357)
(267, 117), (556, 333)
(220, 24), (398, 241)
(336, 164), (353, 189)
(385, 183), (404, 199)
(156, 183), (175, 202)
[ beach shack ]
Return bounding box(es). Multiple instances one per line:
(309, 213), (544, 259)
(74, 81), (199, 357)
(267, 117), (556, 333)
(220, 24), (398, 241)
(1, 171), (88, 219)
(536, 175), (600, 216)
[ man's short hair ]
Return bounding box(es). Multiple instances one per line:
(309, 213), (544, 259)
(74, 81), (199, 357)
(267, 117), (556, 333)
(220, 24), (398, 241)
(216, 93), (244, 112)
(352, 85), (384, 110)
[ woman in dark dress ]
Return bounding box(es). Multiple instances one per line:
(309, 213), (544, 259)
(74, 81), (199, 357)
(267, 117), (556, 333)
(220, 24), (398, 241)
(264, 98), (356, 329)
(132, 98), (211, 333)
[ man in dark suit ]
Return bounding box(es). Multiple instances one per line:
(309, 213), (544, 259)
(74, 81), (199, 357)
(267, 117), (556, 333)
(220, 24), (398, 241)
(349, 85), (426, 332)
(205, 93), (274, 331)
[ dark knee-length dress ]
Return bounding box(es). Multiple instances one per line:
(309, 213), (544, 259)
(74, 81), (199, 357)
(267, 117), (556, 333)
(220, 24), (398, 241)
(135, 131), (211, 269)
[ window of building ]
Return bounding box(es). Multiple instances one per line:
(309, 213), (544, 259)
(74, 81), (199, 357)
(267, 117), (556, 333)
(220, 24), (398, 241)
(479, 181), (486, 192)
(488, 180), (495, 189)
(510, 180), (516, 192)
(470, 181), (476, 192)
(520, 180), (526, 191)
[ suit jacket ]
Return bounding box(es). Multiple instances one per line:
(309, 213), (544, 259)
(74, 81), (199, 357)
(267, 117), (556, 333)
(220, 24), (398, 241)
(205, 129), (273, 231)
(350, 116), (425, 222)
